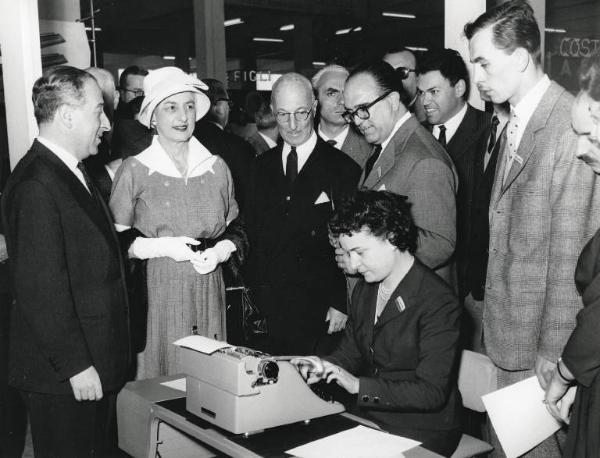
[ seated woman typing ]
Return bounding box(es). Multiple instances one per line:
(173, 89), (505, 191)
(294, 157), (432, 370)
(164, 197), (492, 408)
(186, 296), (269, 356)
(292, 190), (463, 456)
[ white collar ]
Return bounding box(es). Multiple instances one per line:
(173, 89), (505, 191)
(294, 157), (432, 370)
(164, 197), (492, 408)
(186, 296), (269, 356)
(258, 131), (277, 148)
(512, 74), (551, 127)
(432, 102), (468, 143)
(37, 136), (80, 170)
(381, 111), (411, 152)
(282, 130), (318, 172)
(317, 124), (350, 149)
(135, 135), (217, 180)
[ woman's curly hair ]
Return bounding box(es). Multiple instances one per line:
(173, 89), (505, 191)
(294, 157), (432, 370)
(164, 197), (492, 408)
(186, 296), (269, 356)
(329, 190), (418, 254)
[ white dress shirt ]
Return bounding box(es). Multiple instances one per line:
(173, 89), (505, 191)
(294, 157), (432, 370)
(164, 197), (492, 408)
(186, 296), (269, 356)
(317, 124), (350, 150)
(282, 130), (318, 174)
(37, 136), (90, 193)
(432, 102), (468, 144)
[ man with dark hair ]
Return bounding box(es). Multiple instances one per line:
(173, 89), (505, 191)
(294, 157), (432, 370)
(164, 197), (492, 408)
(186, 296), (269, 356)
(311, 64), (371, 169)
(416, 49), (491, 319)
(245, 99), (278, 156)
(465, 1), (600, 456)
(1, 66), (130, 457)
(248, 72), (360, 355)
(341, 60), (457, 285)
(383, 47), (424, 121)
(193, 78), (255, 212)
(118, 65), (148, 106)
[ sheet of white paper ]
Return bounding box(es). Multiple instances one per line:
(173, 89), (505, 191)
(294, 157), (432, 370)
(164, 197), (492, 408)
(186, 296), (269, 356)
(172, 335), (231, 354)
(286, 425), (419, 458)
(160, 378), (186, 392)
(482, 376), (561, 458)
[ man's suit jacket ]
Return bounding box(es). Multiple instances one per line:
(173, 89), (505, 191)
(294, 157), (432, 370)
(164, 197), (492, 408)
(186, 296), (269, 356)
(438, 105), (491, 298)
(1, 140), (130, 394)
(362, 116), (458, 283)
(485, 81), (600, 371)
(246, 131), (271, 156)
(194, 119), (255, 213)
(327, 260), (463, 443)
(248, 137), (361, 353)
(340, 126), (372, 169)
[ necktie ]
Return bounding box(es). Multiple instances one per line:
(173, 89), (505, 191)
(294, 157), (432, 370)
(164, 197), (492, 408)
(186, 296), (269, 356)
(363, 145), (382, 185)
(502, 112), (520, 184)
(487, 115), (500, 155)
(326, 139), (337, 147)
(437, 125), (447, 148)
(77, 162), (100, 205)
(286, 146), (298, 187)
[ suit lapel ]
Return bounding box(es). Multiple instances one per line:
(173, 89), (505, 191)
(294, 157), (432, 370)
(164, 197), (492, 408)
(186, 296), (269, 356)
(373, 259), (421, 334)
(35, 142), (118, 252)
(501, 83), (563, 194)
(447, 106), (478, 161)
(363, 117), (417, 189)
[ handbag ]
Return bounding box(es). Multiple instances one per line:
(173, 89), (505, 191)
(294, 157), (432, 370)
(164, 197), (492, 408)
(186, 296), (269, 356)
(225, 286), (267, 346)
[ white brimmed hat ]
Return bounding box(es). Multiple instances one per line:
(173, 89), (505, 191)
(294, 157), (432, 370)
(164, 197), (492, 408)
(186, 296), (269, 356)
(138, 67), (210, 128)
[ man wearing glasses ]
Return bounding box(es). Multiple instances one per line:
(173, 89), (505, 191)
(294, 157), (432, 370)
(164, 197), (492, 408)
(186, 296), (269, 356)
(384, 47), (426, 122)
(311, 64), (371, 169)
(116, 65), (148, 120)
(340, 61), (457, 285)
(248, 73), (360, 355)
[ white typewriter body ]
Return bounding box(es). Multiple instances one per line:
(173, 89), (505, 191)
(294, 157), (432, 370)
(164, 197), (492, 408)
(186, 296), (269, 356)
(180, 344), (345, 435)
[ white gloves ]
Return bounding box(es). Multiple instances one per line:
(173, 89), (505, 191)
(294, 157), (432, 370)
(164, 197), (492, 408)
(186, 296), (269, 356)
(190, 240), (236, 275)
(129, 236), (198, 262)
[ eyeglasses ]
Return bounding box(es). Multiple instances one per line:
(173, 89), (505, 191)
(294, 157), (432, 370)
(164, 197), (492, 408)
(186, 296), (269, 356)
(275, 108), (312, 123)
(395, 67), (416, 80)
(342, 91), (392, 124)
(121, 88), (144, 97)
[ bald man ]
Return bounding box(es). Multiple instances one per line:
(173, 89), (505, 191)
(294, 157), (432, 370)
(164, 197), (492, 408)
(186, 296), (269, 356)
(247, 73), (360, 355)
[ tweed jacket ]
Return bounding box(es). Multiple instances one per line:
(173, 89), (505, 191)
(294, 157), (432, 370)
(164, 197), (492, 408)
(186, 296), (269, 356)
(362, 115), (458, 282)
(340, 126), (372, 169)
(485, 81), (600, 370)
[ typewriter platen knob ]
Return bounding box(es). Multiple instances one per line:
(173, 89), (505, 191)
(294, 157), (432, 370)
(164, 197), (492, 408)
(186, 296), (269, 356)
(258, 359), (279, 383)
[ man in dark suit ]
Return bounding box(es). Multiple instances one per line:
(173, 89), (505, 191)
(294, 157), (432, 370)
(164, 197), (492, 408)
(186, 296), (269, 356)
(416, 48), (491, 305)
(341, 61), (458, 285)
(311, 64), (371, 169)
(245, 99), (279, 156)
(193, 78), (255, 212)
(248, 72), (361, 355)
(2, 66), (130, 457)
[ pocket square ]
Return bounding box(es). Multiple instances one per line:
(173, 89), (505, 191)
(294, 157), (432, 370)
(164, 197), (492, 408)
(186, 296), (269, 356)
(378, 184), (387, 191)
(314, 191), (331, 205)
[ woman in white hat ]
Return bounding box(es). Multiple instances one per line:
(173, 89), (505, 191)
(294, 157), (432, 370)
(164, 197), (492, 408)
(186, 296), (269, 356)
(110, 67), (240, 379)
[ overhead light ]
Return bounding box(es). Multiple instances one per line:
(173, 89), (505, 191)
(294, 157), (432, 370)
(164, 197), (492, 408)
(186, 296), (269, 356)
(163, 55), (176, 60)
(280, 24), (295, 31)
(382, 12), (416, 19)
(335, 28), (352, 35)
(353, 26), (362, 32)
(84, 26), (102, 32)
(224, 18), (243, 27)
(253, 37), (284, 42)
(406, 46), (428, 52)
(545, 27), (566, 33)
(312, 61), (326, 66)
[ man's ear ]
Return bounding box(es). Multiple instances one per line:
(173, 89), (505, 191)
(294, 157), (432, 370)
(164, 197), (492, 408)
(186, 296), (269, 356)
(454, 79), (467, 99)
(389, 91), (401, 111)
(514, 47), (530, 73)
(56, 104), (73, 129)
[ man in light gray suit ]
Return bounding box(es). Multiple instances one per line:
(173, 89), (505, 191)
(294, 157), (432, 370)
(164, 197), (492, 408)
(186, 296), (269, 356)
(466, 1), (600, 456)
(312, 64), (371, 169)
(341, 60), (458, 284)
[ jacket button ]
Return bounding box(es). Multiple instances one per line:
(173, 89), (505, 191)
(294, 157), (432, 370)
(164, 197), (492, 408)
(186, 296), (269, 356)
(361, 395), (370, 402)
